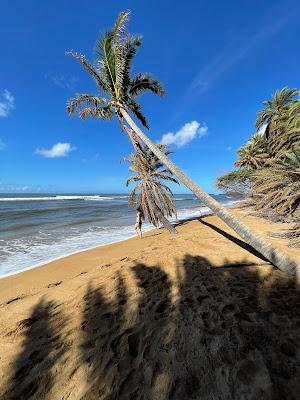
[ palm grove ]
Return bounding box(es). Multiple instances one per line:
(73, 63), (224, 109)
(217, 88), (300, 248)
(66, 11), (299, 275)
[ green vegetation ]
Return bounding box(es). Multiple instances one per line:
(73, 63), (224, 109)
(67, 11), (300, 273)
(216, 169), (253, 195)
(217, 88), (300, 246)
(66, 11), (164, 131)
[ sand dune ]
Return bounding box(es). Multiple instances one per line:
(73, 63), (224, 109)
(0, 207), (299, 399)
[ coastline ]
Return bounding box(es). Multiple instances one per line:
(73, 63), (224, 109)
(0, 200), (240, 280)
(0, 205), (298, 303)
(1, 205), (299, 399)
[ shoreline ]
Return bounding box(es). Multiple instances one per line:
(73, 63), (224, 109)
(0, 205), (299, 399)
(0, 205), (299, 304)
(0, 203), (236, 280)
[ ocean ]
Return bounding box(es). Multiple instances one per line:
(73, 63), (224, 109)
(0, 193), (240, 278)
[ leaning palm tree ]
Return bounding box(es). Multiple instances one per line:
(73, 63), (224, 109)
(66, 11), (299, 274)
(125, 143), (178, 234)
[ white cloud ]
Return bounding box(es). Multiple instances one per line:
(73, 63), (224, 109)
(0, 183), (44, 193)
(45, 72), (78, 89)
(0, 90), (15, 117)
(0, 138), (6, 150)
(159, 120), (208, 148)
(82, 153), (100, 163)
(36, 142), (75, 158)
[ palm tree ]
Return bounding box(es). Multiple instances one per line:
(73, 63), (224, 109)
(279, 99), (300, 154)
(234, 132), (270, 169)
(253, 146), (300, 217)
(66, 11), (299, 275)
(125, 143), (178, 234)
(287, 100), (300, 128)
(256, 87), (299, 156)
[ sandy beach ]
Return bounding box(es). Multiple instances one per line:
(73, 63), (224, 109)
(0, 206), (299, 399)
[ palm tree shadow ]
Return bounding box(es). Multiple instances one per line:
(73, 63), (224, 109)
(173, 216), (269, 264)
(79, 265), (173, 399)
(169, 254), (300, 399)
(3, 297), (67, 400)
(79, 280), (124, 399)
(78, 256), (300, 399)
(198, 219), (270, 263)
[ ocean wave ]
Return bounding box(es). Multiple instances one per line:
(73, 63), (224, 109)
(0, 195), (128, 202)
(174, 197), (196, 201)
(0, 198), (241, 278)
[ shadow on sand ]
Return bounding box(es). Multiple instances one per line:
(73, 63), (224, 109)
(3, 297), (68, 400)
(2, 254), (300, 399)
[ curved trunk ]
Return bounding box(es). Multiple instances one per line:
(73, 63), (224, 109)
(120, 109), (300, 276)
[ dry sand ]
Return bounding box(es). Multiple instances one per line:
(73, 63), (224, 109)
(0, 207), (299, 399)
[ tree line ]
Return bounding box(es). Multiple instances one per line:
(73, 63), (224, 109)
(216, 88), (300, 247)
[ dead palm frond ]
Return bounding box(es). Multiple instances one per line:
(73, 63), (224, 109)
(271, 222), (300, 248)
(125, 144), (179, 231)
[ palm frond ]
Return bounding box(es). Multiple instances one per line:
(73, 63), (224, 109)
(252, 146), (300, 217)
(112, 10), (130, 41)
(126, 176), (140, 186)
(66, 51), (109, 93)
(130, 73), (165, 97)
(67, 11), (165, 131)
(67, 94), (112, 120)
(119, 35), (142, 89)
(95, 32), (117, 94)
(127, 99), (149, 128)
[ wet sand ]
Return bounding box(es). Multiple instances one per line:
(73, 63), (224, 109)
(0, 207), (299, 399)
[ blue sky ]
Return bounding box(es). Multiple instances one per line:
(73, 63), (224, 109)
(1, 0), (300, 194)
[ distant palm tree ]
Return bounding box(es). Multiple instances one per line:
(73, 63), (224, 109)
(125, 143), (178, 234)
(235, 132), (269, 169)
(66, 11), (299, 274)
(256, 87), (299, 155)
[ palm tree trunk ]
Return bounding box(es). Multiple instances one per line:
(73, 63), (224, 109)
(120, 108), (300, 276)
